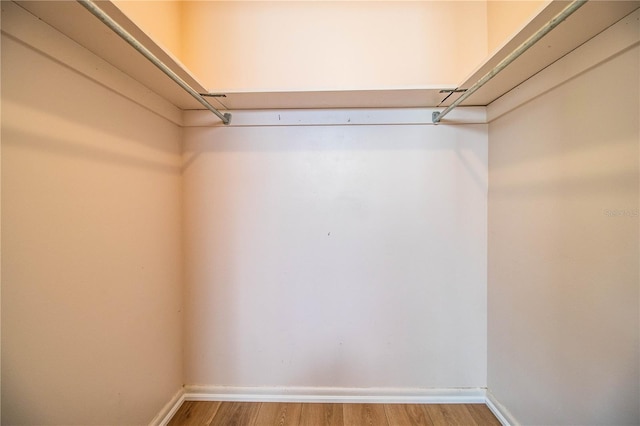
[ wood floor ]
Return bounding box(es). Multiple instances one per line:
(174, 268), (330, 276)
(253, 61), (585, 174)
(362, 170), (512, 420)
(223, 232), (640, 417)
(168, 401), (501, 426)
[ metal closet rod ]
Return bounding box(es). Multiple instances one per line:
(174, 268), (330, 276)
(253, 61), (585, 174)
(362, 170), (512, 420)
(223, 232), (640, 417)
(432, 0), (587, 124)
(76, 0), (231, 125)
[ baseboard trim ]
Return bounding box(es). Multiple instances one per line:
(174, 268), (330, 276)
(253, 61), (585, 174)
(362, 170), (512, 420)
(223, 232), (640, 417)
(152, 386), (515, 424)
(183, 385), (486, 404)
(485, 390), (517, 426)
(149, 387), (185, 426)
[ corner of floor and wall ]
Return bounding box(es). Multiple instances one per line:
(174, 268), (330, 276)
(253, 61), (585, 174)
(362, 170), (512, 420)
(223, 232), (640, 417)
(1, 2), (639, 426)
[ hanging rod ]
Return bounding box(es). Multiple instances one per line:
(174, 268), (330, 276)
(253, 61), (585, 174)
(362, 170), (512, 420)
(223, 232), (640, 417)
(76, 0), (231, 125)
(432, 0), (587, 124)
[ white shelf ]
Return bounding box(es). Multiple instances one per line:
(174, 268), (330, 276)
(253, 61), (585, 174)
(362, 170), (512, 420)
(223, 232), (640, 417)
(16, 0), (209, 110)
(16, 0), (639, 111)
(446, 0), (639, 107)
(210, 88), (453, 111)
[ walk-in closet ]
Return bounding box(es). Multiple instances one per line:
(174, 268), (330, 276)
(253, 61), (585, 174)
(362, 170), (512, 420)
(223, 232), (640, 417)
(1, 1), (638, 424)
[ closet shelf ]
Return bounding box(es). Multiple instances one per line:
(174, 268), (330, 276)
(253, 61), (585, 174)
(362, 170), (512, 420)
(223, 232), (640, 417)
(16, 0), (209, 111)
(208, 88), (454, 111)
(446, 0), (639, 107)
(17, 0), (639, 112)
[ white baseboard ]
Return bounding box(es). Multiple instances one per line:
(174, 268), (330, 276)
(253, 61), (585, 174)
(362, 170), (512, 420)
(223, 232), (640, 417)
(183, 385), (486, 404)
(153, 385), (517, 425)
(485, 390), (517, 426)
(149, 388), (186, 426)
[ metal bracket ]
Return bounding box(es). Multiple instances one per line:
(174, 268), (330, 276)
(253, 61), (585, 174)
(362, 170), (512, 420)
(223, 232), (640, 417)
(432, 111), (441, 124)
(223, 113), (232, 125)
(438, 89), (467, 94)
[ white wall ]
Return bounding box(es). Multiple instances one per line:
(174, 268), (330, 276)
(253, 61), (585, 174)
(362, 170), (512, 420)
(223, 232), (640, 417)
(180, 1), (487, 92)
(113, 0), (182, 59)
(0, 3), (3, 423)
(182, 111), (488, 390)
(486, 0), (548, 53)
(1, 4), (183, 425)
(487, 22), (640, 426)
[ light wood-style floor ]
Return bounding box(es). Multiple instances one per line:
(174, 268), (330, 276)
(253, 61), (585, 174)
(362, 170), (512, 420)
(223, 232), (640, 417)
(168, 401), (501, 426)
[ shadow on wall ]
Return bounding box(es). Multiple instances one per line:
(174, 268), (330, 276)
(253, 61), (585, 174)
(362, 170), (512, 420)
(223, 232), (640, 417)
(2, 125), (180, 176)
(2, 33), (179, 156)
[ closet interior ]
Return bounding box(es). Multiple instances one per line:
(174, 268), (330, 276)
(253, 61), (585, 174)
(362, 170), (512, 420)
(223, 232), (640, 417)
(1, 0), (638, 424)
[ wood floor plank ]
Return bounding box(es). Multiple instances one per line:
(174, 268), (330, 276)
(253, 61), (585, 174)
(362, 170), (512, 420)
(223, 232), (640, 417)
(423, 404), (477, 426)
(300, 403), (344, 426)
(384, 404), (434, 425)
(209, 401), (261, 426)
(343, 404), (388, 426)
(167, 401), (220, 426)
(465, 404), (501, 426)
(254, 402), (302, 426)
(168, 402), (502, 426)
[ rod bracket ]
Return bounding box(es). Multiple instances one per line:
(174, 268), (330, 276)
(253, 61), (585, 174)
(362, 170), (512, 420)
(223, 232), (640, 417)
(432, 111), (441, 124)
(200, 93), (227, 98)
(223, 113), (232, 125)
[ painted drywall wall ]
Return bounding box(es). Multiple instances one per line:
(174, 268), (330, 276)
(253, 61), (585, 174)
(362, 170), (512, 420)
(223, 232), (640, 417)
(180, 1), (488, 92)
(486, 0), (548, 53)
(487, 30), (639, 426)
(113, 0), (182, 59)
(182, 113), (488, 390)
(1, 5), (183, 425)
(0, 4), (3, 424)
